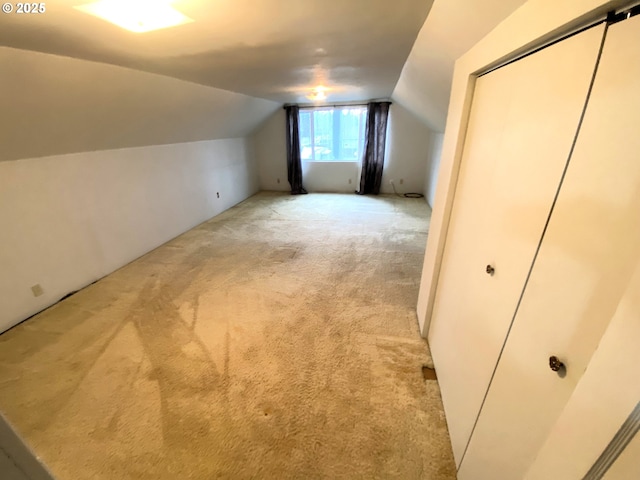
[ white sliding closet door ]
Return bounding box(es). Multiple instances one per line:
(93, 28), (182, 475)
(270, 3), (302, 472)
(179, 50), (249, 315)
(524, 260), (640, 480)
(429, 24), (606, 465)
(460, 14), (640, 480)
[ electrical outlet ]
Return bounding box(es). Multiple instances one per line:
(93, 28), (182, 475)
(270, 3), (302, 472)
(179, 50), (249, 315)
(390, 179), (394, 185)
(399, 179), (404, 185)
(277, 178), (280, 184)
(31, 284), (44, 297)
(216, 192), (220, 198)
(348, 178), (352, 184)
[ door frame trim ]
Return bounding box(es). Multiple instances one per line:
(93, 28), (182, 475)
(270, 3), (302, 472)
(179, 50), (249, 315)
(582, 401), (640, 480)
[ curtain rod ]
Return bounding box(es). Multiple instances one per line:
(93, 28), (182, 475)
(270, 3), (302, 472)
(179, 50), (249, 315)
(283, 100), (392, 110)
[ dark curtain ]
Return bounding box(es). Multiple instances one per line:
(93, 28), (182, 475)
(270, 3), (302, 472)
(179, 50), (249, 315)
(284, 105), (308, 195)
(358, 101), (391, 195)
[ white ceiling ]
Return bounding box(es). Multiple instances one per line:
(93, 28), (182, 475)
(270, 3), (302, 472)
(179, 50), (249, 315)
(0, 0), (435, 104)
(0, 0), (532, 162)
(0, 46), (280, 162)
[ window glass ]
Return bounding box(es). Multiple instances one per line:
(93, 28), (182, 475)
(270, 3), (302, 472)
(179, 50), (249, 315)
(299, 107), (367, 161)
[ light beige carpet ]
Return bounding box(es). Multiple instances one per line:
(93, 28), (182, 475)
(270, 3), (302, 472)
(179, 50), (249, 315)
(0, 192), (456, 479)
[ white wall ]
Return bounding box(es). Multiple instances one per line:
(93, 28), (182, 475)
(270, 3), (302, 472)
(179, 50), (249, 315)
(0, 44), (279, 334)
(0, 138), (257, 333)
(301, 162), (360, 193)
(380, 103), (432, 195)
(424, 133), (444, 208)
(252, 103), (432, 195)
(252, 109), (289, 192)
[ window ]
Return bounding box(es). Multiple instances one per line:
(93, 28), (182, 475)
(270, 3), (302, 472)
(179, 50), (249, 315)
(299, 106), (367, 162)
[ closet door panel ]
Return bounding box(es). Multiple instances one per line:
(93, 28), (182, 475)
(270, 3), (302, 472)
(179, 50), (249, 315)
(428, 56), (512, 465)
(524, 260), (640, 480)
(460, 16), (640, 480)
(429, 24), (606, 465)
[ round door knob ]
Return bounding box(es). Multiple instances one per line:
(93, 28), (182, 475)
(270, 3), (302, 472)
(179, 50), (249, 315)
(486, 265), (495, 276)
(549, 356), (564, 372)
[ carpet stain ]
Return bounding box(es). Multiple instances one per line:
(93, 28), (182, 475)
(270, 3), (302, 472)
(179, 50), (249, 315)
(0, 192), (456, 480)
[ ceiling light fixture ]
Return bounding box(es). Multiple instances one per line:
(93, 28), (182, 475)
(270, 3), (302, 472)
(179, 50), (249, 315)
(74, 0), (194, 33)
(307, 86), (328, 102)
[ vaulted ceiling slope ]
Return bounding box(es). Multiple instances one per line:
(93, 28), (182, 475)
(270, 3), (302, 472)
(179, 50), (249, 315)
(0, 0), (434, 104)
(0, 0), (435, 162)
(392, 0), (527, 132)
(0, 0), (525, 162)
(0, 47), (280, 162)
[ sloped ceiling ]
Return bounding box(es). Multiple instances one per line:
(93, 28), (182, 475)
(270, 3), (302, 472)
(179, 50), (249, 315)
(0, 0), (436, 162)
(0, 0), (530, 162)
(0, 0), (434, 104)
(392, 0), (527, 132)
(0, 47), (280, 162)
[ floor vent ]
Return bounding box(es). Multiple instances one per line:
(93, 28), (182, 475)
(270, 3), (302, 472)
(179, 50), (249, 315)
(422, 365), (437, 381)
